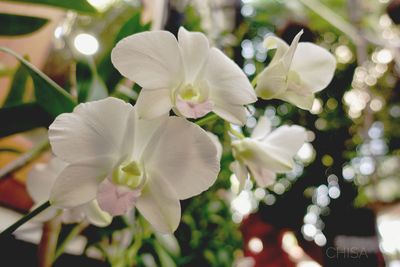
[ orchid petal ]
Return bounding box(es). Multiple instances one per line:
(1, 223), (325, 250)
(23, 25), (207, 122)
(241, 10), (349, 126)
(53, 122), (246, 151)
(256, 31), (303, 99)
(264, 125), (307, 157)
(144, 117), (220, 200)
(27, 158), (66, 203)
(111, 31), (183, 89)
(251, 116), (271, 140)
(246, 162), (277, 188)
(62, 207), (85, 224)
(291, 42), (336, 93)
(130, 110), (168, 161)
(136, 88), (172, 119)
(136, 174), (181, 233)
(255, 61), (288, 99)
(277, 90), (315, 110)
(263, 35), (289, 65)
(233, 139), (293, 173)
(213, 102), (248, 126)
(205, 48), (256, 105)
(49, 98), (132, 163)
(282, 30), (303, 71)
(83, 200), (112, 227)
(206, 131), (223, 161)
(178, 27), (210, 83)
(50, 155), (115, 208)
(231, 161), (248, 192)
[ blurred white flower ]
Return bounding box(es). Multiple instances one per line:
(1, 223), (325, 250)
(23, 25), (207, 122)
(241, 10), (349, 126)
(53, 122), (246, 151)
(365, 177), (400, 203)
(111, 27), (257, 125)
(255, 31), (336, 110)
(48, 97), (220, 233)
(231, 117), (306, 191)
(27, 158), (112, 227)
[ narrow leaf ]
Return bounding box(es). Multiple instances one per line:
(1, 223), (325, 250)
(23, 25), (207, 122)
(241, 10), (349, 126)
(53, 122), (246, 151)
(87, 60), (108, 101)
(77, 60), (108, 102)
(0, 47), (76, 117)
(0, 13), (48, 36)
(5, 0), (98, 14)
(30, 74), (75, 117)
(3, 61), (29, 107)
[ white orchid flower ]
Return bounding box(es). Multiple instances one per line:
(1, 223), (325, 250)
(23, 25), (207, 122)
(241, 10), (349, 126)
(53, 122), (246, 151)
(111, 27), (257, 125)
(231, 117), (306, 191)
(48, 97), (220, 233)
(255, 30), (336, 110)
(27, 158), (112, 226)
(206, 131), (223, 161)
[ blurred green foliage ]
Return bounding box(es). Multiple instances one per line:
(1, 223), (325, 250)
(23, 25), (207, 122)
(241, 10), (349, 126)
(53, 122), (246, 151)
(4, 0), (97, 14)
(0, 13), (48, 36)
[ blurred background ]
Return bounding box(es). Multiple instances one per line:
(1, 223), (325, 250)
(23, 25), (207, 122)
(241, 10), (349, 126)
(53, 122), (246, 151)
(1, 0), (400, 266)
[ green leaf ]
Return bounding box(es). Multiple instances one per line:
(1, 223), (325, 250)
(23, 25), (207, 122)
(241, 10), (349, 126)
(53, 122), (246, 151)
(3, 61), (30, 107)
(30, 73), (76, 117)
(77, 60), (108, 102)
(114, 12), (151, 43)
(0, 103), (53, 138)
(0, 13), (48, 36)
(4, 0), (97, 14)
(99, 11), (150, 90)
(87, 74), (108, 101)
(76, 61), (91, 102)
(0, 47), (76, 117)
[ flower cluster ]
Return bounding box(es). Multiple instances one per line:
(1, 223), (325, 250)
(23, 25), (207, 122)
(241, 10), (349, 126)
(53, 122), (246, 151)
(28, 27), (335, 233)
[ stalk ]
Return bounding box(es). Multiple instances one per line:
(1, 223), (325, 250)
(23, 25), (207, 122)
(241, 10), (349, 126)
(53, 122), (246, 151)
(38, 215), (62, 267)
(0, 201), (51, 238)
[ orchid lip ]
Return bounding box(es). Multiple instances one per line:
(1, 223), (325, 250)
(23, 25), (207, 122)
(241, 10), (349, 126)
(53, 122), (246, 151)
(174, 82), (208, 103)
(173, 82), (213, 118)
(178, 84), (201, 101)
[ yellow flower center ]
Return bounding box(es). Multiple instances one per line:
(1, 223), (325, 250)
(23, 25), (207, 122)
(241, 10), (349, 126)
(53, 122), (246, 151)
(178, 84), (201, 102)
(112, 161), (144, 189)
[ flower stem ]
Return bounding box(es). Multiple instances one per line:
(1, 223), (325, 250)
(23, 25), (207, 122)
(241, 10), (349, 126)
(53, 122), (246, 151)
(0, 47), (76, 103)
(194, 113), (219, 126)
(229, 125), (245, 139)
(54, 221), (89, 261)
(297, 0), (362, 45)
(38, 214), (62, 267)
(0, 139), (50, 180)
(0, 200), (51, 238)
